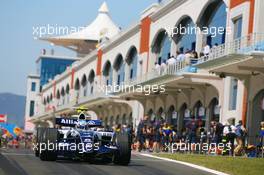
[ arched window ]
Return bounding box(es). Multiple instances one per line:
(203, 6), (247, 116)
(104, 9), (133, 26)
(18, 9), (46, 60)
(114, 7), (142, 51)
(115, 115), (120, 125)
(56, 89), (60, 100)
(50, 94), (53, 102)
(147, 109), (154, 122)
(208, 98), (219, 122)
(129, 113), (133, 126)
(193, 101), (205, 127)
(160, 35), (171, 64)
(74, 78), (80, 91)
(61, 87), (65, 97)
(167, 105), (175, 125)
(74, 79), (80, 102)
(61, 87), (65, 105)
(88, 70), (95, 94)
(81, 74), (87, 97)
(56, 89), (60, 106)
(179, 103), (188, 133)
(126, 47), (138, 80)
(110, 116), (114, 126)
(198, 0), (227, 47)
(103, 61), (113, 85)
(114, 54), (125, 85)
(122, 114), (126, 124)
(66, 84), (70, 104)
(152, 30), (171, 64)
(174, 17), (196, 53)
(156, 107), (164, 122)
(47, 96), (50, 104)
(104, 117), (108, 127)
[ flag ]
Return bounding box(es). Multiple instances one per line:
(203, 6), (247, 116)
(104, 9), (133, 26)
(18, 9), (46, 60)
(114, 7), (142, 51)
(0, 114), (7, 123)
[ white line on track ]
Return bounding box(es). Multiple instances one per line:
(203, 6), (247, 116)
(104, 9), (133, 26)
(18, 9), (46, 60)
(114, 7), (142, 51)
(139, 153), (230, 175)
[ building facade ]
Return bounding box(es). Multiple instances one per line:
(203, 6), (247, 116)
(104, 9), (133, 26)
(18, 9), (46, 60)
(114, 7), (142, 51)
(25, 0), (264, 144)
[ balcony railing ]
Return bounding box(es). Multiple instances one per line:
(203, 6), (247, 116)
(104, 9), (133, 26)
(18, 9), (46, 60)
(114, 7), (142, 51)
(197, 33), (264, 64)
(122, 60), (186, 87)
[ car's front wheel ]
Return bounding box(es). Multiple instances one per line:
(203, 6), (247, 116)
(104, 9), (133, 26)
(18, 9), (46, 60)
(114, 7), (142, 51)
(113, 133), (131, 166)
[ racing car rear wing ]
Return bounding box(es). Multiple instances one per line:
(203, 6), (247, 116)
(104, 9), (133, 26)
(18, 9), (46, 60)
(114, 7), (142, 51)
(55, 118), (102, 127)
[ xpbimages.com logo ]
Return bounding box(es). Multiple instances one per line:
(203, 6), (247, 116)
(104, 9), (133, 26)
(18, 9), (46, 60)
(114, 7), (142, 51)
(33, 141), (101, 154)
(164, 25), (232, 38)
(32, 24), (86, 38)
(163, 141), (231, 154)
(98, 83), (166, 96)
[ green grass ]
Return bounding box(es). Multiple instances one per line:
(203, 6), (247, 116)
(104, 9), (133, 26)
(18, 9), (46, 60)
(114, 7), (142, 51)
(155, 154), (264, 175)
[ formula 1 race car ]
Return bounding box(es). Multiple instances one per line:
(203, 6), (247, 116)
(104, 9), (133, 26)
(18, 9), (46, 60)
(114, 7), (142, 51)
(34, 112), (131, 165)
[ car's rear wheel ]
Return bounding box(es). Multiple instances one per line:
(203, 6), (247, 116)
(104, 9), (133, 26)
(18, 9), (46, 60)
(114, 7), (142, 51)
(113, 133), (131, 166)
(35, 128), (45, 157)
(38, 128), (58, 161)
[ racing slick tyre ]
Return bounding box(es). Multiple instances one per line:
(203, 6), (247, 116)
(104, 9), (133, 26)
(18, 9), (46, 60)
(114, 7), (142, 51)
(39, 128), (58, 161)
(113, 133), (131, 166)
(35, 128), (46, 157)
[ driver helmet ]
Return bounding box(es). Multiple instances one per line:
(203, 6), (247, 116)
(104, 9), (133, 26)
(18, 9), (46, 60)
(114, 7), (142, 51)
(77, 113), (86, 129)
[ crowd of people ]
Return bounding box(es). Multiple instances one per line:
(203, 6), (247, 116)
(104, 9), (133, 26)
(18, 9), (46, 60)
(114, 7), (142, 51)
(154, 43), (220, 73)
(111, 116), (264, 157)
(0, 134), (33, 149)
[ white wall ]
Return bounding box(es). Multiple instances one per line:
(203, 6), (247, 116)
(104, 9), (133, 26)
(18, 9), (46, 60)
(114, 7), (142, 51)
(24, 75), (40, 131)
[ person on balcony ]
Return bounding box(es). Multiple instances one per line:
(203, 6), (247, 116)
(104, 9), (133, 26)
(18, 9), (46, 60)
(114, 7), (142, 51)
(167, 55), (176, 65)
(190, 50), (199, 65)
(160, 60), (167, 75)
(176, 50), (185, 62)
(184, 49), (192, 66)
(192, 50), (198, 58)
(154, 62), (161, 75)
(203, 44), (211, 60)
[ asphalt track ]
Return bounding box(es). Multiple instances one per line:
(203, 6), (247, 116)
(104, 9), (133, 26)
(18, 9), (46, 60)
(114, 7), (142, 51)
(0, 149), (214, 175)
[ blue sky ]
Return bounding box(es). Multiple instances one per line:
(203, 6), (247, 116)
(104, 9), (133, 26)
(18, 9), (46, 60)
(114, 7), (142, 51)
(0, 0), (157, 96)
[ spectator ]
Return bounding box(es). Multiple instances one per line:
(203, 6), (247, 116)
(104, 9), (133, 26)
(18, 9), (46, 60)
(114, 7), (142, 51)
(153, 121), (162, 153)
(184, 49), (192, 65)
(203, 43), (211, 57)
(199, 52), (204, 58)
(192, 50), (198, 58)
(176, 51), (185, 62)
(234, 120), (247, 155)
(259, 121), (264, 137)
(258, 121), (264, 148)
(160, 60), (167, 74)
(155, 62), (161, 75)
(136, 119), (145, 152)
(172, 127), (178, 143)
(167, 55), (176, 65)
(223, 121), (237, 156)
(162, 122), (172, 151)
(167, 53), (171, 60)
(145, 125), (153, 152)
(186, 118), (197, 144)
(179, 128), (187, 142)
(213, 43), (218, 49)
(211, 121), (224, 144)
